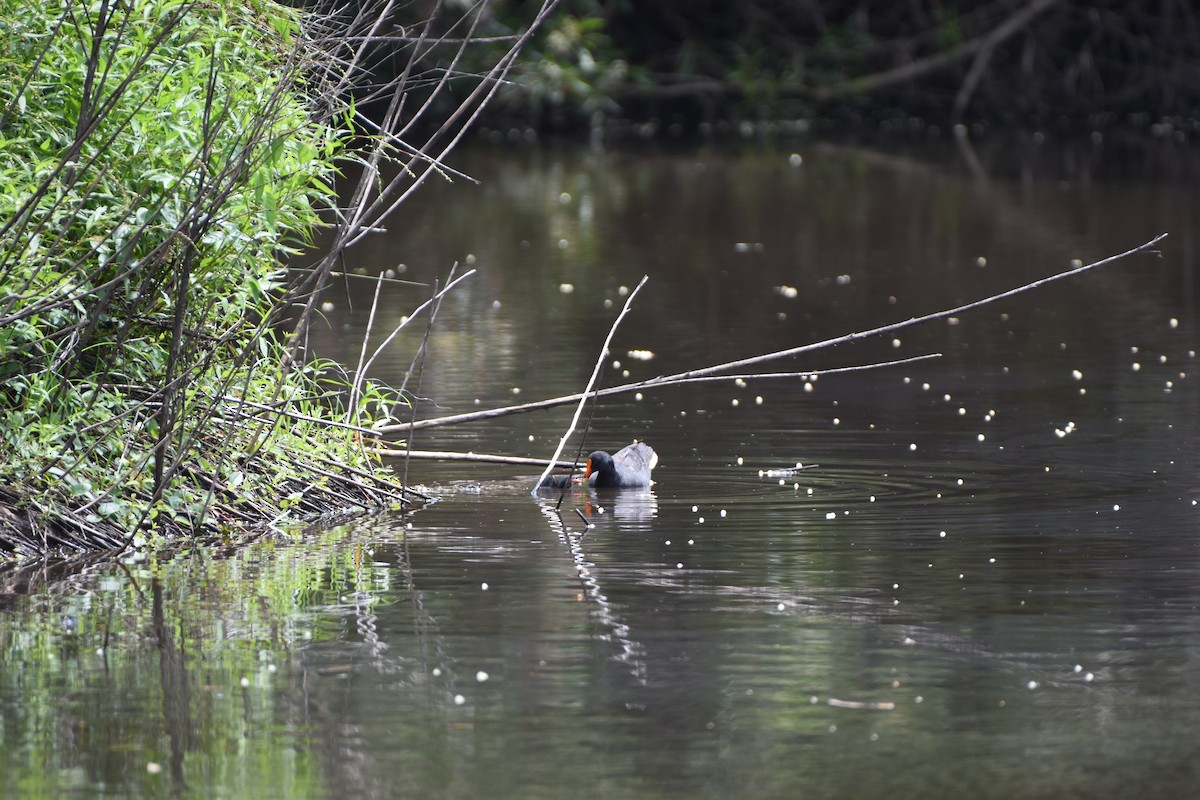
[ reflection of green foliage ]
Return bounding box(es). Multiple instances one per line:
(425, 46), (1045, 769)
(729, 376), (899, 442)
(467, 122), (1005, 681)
(0, 524), (397, 797)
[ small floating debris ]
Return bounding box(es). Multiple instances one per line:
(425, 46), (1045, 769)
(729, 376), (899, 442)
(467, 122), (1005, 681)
(827, 698), (896, 711)
(774, 284), (799, 299)
(626, 349), (655, 361)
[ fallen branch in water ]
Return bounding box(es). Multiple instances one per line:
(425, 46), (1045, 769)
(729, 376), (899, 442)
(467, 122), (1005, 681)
(375, 233), (1165, 436)
(377, 353), (944, 434)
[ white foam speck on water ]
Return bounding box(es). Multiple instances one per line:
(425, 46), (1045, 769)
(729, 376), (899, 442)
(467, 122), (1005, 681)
(1072, 369), (1084, 380)
(939, 531), (946, 538)
(825, 512), (836, 520)
(481, 583), (489, 591)
(720, 509), (727, 518)
(978, 434), (986, 442)
(692, 505), (699, 512)
(788, 153), (803, 167)
(909, 443), (917, 451)
(698, 517), (705, 523)
(1027, 681), (1039, 690)
(1113, 504), (1121, 511)
(892, 338), (901, 348)
(732, 398), (740, 407)
(559, 283), (574, 293)
(1132, 362), (1141, 371)
(454, 694), (465, 705)
(476, 671), (489, 682)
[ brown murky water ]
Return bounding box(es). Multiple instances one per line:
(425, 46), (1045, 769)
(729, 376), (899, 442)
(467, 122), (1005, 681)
(2, 139), (1199, 798)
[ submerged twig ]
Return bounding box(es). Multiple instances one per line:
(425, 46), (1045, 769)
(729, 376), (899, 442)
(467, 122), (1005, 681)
(532, 275), (650, 494)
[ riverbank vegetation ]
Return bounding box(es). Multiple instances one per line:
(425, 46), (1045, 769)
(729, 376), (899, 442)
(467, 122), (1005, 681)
(456, 1), (1200, 138)
(0, 0), (558, 556)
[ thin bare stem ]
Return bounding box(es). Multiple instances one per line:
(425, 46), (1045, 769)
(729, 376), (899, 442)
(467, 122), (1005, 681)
(371, 449), (576, 467)
(532, 276), (649, 494)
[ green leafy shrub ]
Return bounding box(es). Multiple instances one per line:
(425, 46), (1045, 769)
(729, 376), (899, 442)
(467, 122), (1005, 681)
(0, 0), (400, 553)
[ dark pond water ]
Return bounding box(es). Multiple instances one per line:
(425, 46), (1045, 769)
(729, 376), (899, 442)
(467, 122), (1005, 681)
(3, 138), (1200, 798)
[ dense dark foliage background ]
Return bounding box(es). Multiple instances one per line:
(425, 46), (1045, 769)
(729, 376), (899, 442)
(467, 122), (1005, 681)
(370, 0), (1200, 135)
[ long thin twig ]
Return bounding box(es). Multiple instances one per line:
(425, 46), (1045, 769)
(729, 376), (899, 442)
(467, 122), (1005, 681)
(380, 234), (1165, 437)
(532, 275), (649, 494)
(370, 449), (576, 467)
(378, 353), (943, 433)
